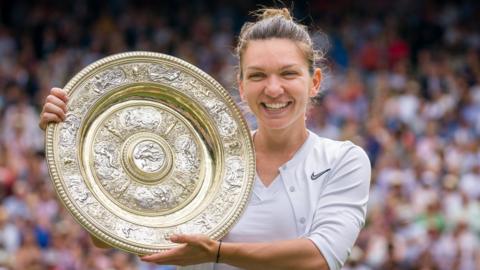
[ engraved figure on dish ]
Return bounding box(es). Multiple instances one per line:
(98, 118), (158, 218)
(203, 98), (225, 114)
(225, 157), (243, 191)
(129, 64), (149, 81)
(129, 185), (175, 211)
(122, 107), (161, 130)
(112, 178), (130, 197)
(94, 142), (121, 180)
(59, 114), (80, 147)
(151, 186), (174, 208)
(216, 111), (237, 137)
(186, 78), (211, 99)
(122, 227), (137, 239)
(133, 186), (155, 209)
(148, 64), (180, 82)
(174, 135), (198, 172)
(93, 68), (126, 93)
(88, 204), (110, 224)
(67, 175), (89, 204)
(133, 141), (166, 172)
(94, 143), (117, 168)
(225, 140), (241, 155)
(105, 116), (126, 139)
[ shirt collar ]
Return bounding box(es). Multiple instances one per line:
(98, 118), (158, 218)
(251, 129), (316, 169)
(283, 130), (315, 169)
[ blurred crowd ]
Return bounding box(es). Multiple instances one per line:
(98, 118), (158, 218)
(0, 0), (479, 269)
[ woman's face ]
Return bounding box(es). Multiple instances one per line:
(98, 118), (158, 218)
(239, 38), (321, 131)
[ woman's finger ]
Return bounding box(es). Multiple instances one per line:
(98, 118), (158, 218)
(140, 247), (183, 262)
(39, 112), (63, 130)
(50, 87), (68, 102)
(42, 102), (67, 120)
(139, 234), (215, 265)
(169, 234), (205, 245)
(169, 234), (188, 243)
(45, 94), (67, 112)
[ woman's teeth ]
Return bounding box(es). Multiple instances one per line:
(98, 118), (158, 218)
(263, 102), (288, 109)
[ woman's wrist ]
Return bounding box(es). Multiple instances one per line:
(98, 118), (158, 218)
(215, 240), (222, 263)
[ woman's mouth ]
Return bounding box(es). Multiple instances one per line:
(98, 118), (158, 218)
(261, 102), (292, 110)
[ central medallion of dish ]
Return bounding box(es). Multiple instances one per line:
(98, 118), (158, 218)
(122, 133), (173, 184)
(87, 101), (204, 216)
(132, 140), (166, 173)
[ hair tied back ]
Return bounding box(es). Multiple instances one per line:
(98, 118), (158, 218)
(255, 8), (293, 21)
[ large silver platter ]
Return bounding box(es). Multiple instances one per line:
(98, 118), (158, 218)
(45, 52), (255, 254)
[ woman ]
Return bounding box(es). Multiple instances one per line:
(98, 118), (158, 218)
(40, 8), (371, 270)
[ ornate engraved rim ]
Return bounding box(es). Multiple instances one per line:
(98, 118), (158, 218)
(45, 51), (255, 254)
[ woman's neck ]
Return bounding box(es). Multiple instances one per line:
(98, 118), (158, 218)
(252, 123), (309, 186)
(254, 125), (309, 155)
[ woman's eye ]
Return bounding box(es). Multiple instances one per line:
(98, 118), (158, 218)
(248, 73), (265, 80)
(282, 71), (298, 78)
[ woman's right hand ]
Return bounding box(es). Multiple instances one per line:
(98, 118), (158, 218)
(39, 88), (68, 130)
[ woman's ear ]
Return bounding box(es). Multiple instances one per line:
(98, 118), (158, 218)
(309, 68), (322, 97)
(237, 75), (245, 101)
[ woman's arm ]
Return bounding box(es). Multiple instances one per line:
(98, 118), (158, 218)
(140, 235), (329, 270)
(219, 238), (328, 270)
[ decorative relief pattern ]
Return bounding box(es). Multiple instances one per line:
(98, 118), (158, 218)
(224, 139), (242, 156)
(126, 64), (149, 82)
(93, 68), (126, 94)
(148, 64), (181, 82)
(91, 105), (202, 214)
(59, 147), (77, 167)
(46, 53), (254, 253)
(66, 175), (89, 204)
(216, 111), (237, 137)
(174, 135), (199, 173)
(224, 157), (244, 191)
(59, 114), (80, 147)
(133, 141), (166, 173)
(122, 107), (162, 131)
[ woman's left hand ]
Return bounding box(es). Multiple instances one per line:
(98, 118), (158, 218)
(140, 234), (219, 266)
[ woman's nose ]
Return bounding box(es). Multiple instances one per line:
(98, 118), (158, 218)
(264, 76), (284, 98)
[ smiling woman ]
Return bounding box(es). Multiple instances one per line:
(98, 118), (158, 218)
(146, 7), (371, 270)
(239, 38), (321, 135)
(39, 6), (371, 270)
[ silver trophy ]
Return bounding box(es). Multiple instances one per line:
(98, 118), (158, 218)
(45, 52), (255, 254)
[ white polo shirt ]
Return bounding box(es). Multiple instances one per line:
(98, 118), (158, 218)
(181, 131), (371, 270)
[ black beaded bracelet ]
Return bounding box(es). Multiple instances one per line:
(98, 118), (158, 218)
(216, 240), (222, 263)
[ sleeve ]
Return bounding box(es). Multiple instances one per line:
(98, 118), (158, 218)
(306, 143), (371, 270)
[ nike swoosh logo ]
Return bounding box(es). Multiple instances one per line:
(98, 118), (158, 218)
(311, 168), (331, 180)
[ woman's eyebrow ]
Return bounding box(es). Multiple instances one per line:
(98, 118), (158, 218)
(279, 64), (299, 70)
(245, 64), (299, 71)
(244, 66), (264, 71)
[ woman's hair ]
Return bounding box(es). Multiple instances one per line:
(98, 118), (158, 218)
(235, 7), (323, 79)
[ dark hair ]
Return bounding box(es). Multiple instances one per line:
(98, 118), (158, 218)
(236, 8), (322, 79)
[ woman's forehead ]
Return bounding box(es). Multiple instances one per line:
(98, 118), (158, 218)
(242, 39), (307, 69)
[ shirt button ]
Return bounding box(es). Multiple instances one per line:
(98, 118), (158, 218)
(300, 217), (306, 224)
(289, 186), (295, 192)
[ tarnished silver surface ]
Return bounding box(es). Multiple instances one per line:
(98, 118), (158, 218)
(45, 52), (255, 254)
